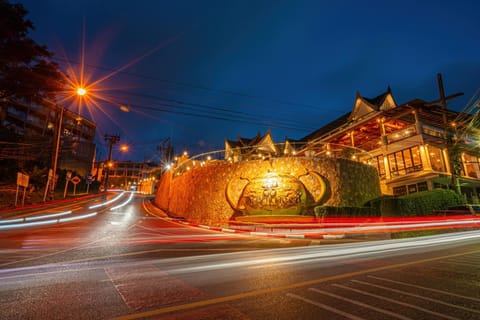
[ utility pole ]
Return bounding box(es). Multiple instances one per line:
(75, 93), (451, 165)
(48, 103), (64, 201)
(104, 134), (120, 191)
(426, 73), (463, 193)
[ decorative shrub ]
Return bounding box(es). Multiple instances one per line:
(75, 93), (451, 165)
(365, 189), (464, 216)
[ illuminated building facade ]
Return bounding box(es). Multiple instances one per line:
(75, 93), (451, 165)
(223, 85), (480, 202)
(301, 87), (480, 202)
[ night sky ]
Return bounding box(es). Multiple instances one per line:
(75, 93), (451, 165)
(19, 0), (480, 162)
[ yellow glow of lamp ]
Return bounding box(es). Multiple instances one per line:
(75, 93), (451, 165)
(77, 87), (87, 96)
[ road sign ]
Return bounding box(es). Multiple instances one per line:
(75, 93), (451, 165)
(86, 173), (93, 185)
(17, 172), (29, 187)
(71, 176), (81, 185)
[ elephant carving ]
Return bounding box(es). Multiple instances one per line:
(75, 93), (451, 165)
(226, 169), (328, 216)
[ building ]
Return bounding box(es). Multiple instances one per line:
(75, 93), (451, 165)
(0, 98), (96, 177)
(225, 129), (279, 161)
(300, 85), (480, 202)
(94, 160), (161, 193)
(224, 78), (480, 202)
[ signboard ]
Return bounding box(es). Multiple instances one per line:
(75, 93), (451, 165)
(16, 172), (29, 207)
(71, 176), (81, 185)
(86, 173), (93, 185)
(17, 172), (29, 188)
(71, 176), (81, 196)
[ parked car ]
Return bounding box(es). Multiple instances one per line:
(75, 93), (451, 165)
(441, 204), (480, 216)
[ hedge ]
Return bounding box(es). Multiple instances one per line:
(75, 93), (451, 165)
(365, 189), (464, 217)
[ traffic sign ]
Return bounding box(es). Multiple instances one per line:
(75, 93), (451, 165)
(86, 173), (93, 185)
(71, 176), (81, 185)
(17, 172), (29, 187)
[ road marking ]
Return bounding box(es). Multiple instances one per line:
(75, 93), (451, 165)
(287, 293), (366, 320)
(368, 275), (480, 303)
(309, 288), (413, 320)
(112, 248), (480, 320)
(105, 264), (206, 311)
(352, 279), (480, 314)
(334, 284), (460, 320)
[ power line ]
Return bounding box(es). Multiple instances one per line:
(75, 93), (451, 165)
(52, 57), (323, 111)
(112, 91), (319, 129)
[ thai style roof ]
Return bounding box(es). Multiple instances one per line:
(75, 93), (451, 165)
(225, 129), (278, 157)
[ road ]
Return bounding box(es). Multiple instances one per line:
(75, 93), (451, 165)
(0, 191), (479, 319)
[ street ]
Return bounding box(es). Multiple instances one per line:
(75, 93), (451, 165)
(0, 192), (479, 319)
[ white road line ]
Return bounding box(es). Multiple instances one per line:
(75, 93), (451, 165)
(368, 275), (480, 303)
(352, 279), (480, 315)
(286, 293), (366, 320)
(334, 284), (460, 320)
(309, 287), (413, 320)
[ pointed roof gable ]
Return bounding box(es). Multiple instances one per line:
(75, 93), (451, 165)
(238, 131), (262, 147)
(255, 129), (278, 154)
(349, 88), (396, 121)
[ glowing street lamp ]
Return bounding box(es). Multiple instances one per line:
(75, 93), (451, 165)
(47, 88), (89, 200)
(76, 87), (87, 96)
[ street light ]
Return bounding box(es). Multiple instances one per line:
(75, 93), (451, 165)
(76, 87), (87, 96)
(47, 87), (87, 200)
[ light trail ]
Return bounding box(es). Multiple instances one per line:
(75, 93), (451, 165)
(110, 192), (134, 210)
(89, 191), (125, 209)
(0, 230), (478, 285)
(0, 212), (97, 231)
(0, 211), (72, 225)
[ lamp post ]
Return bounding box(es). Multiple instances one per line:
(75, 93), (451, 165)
(49, 105), (64, 200)
(104, 134), (120, 191)
(120, 144), (129, 190)
(47, 87), (87, 200)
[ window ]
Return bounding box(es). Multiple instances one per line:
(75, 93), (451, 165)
(393, 186), (407, 196)
(417, 181), (428, 192)
(394, 181), (429, 196)
(428, 146), (446, 172)
(387, 146), (423, 176)
(463, 153), (480, 179)
(372, 155), (386, 179)
(407, 184), (417, 194)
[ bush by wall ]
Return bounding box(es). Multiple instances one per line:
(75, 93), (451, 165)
(365, 189), (464, 216)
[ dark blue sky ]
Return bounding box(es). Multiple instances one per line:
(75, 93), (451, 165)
(20, 0), (480, 162)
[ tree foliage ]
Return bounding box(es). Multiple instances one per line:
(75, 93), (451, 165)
(0, 0), (65, 103)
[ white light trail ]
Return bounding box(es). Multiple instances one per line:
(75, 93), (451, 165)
(0, 219), (58, 230)
(0, 211), (72, 225)
(58, 212), (97, 223)
(168, 231), (480, 273)
(110, 192), (134, 210)
(0, 212), (97, 231)
(25, 211), (72, 221)
(89, 191), (125, 209)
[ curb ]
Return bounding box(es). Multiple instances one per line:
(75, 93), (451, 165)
(143, 201), (349, 240)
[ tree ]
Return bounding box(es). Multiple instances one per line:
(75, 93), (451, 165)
(0, 0), (65, 104)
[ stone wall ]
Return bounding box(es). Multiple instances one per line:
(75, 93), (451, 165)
(154, 157), (380, 226)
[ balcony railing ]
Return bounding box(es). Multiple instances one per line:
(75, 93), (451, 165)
(386, 125), (417, 144)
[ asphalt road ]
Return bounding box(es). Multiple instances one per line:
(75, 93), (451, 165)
(0, 192), (479, 319)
